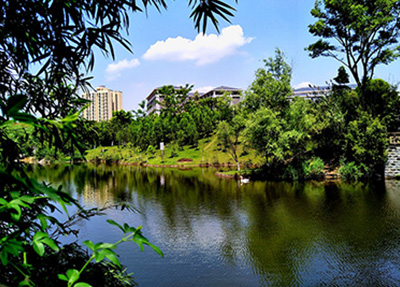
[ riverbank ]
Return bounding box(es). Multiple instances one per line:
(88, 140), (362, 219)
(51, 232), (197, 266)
(84, 135), (264, 168)
(24, 133), (379, 180)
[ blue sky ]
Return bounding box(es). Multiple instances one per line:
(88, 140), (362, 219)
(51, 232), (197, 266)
(88, 0), (400, 111)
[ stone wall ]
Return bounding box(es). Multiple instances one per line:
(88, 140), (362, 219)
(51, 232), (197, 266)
(385, 146), (400, 178)
(385, 133), (400, 178)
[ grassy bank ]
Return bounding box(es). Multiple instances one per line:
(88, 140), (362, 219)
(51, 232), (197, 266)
(84, 135), (263, 168)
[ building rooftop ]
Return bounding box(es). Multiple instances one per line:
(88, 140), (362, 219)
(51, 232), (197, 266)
(214, 86), (241, 91)
(146, 85), (184, 100)
(293, 84), (357, 93)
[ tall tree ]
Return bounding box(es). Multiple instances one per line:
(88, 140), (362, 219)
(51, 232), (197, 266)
(178, 113), (198, 147)
(244, 108), (289, 164)
(110, 110), (133, 145)
(217, 115), (245, 171)
(242, 48), (292, 113)
(307, 0), (400, 87)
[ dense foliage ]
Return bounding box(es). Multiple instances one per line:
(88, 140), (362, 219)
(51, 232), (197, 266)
(92, 87), (236, 151)
(71, 48), (398, 180)
(307, 0), (400, 87)
(0, 0), (238, 286)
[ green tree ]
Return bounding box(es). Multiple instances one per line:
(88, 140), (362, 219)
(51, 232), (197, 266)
(285, 98), (319, 161)
(158, 84), (193, 118)
(307, 0), (400, 87)
(359, 79), (400, 130)
(178, 113), (199, 147)
(344, 112), (388, 175)
(242, 48), (292, 113)
(110, 110), (133, 145)
(147, 145), (156, 158)
(153, 116), (164, 144)
(217, 115), (245, 171)
(245, 108), (289, 164)
(95, 121), (113, 146)
(133, 100), (148, 120)
(311, 95), (346, 163)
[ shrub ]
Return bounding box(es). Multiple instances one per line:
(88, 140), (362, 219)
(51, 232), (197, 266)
(344, 112), (388, 175)
(169, 142), (179, 158)
(147, 145), (156, 158)
(338, 160), (369, 180)
(302, 157), (325, 178)
(284, 165), (301, 180)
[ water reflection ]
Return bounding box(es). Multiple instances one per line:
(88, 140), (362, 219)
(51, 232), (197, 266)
(29, 164), (400, 286)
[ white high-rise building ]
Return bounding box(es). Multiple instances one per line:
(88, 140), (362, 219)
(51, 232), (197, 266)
(82, 86), (123, 121)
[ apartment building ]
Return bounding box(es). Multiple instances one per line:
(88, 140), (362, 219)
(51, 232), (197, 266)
(82, 86), (123, 121)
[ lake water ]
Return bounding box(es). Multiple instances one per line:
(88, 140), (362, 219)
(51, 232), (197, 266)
(29, 164), (400, 286)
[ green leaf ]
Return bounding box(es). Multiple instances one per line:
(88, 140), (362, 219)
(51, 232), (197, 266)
(58, 274), (68, 281)
(0, 250), (9, 266)
(74, 282), (92, 287)
(41, 238), (60, 252)
(106, 219), (124, 232)
(83, 240), (95, 251)
(19, 195), (37, 204)
(12, 112), (37, 123)
(102, 249), (121, 268)
(6, 94), (28, 116)
(97, 243), (116, 250)
(4, 240), (24, 256)
(33, 231), (48, 241)
(9, 203), (22, 221)
(147, 242), (164, 258)
(66, 269), (80, 285)
(94, 250), (105, 262)
(33, 241), (45, 256)
(18, 279), (31, 286)
(37, 214), (48, 230)
(32, 231), (59, 255)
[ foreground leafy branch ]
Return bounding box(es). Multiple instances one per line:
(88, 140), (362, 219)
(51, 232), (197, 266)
(1, 0), (238, 285)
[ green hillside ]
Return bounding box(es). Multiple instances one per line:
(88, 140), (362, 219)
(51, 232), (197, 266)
(85, 134), (264, 167)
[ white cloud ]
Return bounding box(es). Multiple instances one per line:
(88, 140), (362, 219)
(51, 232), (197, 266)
(105, 58), (140, 81)
(143, 25), (253, 65)
(293, 82), (313, 89)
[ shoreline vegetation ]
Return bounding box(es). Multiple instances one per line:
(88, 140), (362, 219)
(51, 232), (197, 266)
(11, 52), (400, 182)
(22, 133), (345, 181)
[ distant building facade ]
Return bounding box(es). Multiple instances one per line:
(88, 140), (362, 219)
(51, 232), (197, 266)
(199, 86), (242, 105)
(146, 85), (242, 115)
(146, 86), (181, 115)
(290, 84), (357, 102)
(290, 86), (332, 102)
(82, 86), (123, 121)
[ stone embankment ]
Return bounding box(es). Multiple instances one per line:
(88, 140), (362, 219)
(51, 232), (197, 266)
(386, 133), (400, 178)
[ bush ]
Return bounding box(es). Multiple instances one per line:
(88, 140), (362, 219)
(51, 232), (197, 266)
(344, 112), (388, 175)
(147, 145), (156, 158)
(284, 165), (301, 180)
(169, 142), (178, 158)
(35, 146), (64, 161)
(302, 157), (325, 178)
(338, 160), (369, 180)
